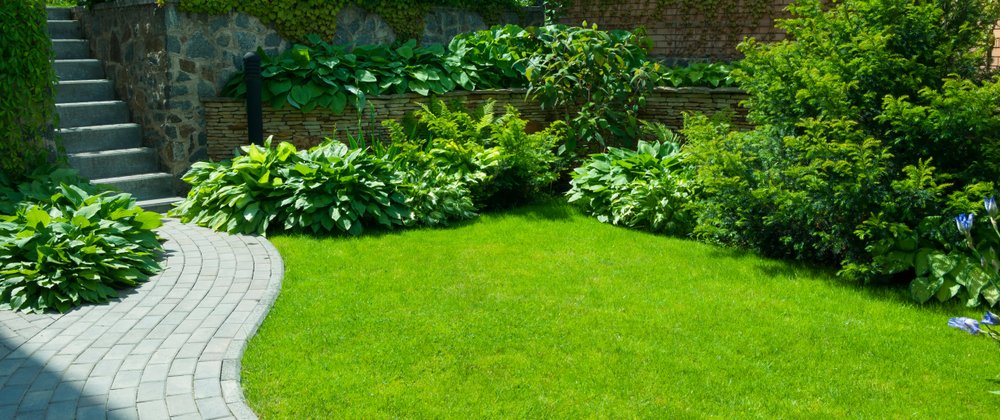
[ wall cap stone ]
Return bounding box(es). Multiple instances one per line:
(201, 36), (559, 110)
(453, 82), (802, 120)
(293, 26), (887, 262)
(89, 0), (167, 11)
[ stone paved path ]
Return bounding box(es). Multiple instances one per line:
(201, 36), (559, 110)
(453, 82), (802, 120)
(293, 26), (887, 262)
(0, 219), (283, 419)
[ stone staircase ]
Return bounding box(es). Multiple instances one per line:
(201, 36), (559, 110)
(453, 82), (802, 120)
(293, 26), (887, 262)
(48, 7), (183, 213)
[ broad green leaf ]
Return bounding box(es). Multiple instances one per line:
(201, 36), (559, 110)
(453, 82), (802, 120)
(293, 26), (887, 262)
(910, 276), (942, 303)
(935, 278), (962, 302)
(928, 253), (956, 279)
(289, 84), (314, 106)
(356, 70), (377, 83)
(268, 79), (293, 95)
(24, 206), (50, 229)
(134, 211), (163, 230)
(74, 203), (102, 220)
(396, 45), (414, 59)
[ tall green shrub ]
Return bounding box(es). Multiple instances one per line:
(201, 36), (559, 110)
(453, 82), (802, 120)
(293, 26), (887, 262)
(0, 0), (57, 180)
(736, 0), (1000, 181)
(683, 0), (1000, 298)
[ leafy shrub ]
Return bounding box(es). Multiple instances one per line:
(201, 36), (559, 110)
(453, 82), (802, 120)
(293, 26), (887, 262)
(524, 24), (659, 150)
(0, 0), (57, 179)
(0, 168), (163, 313)
(170, 138), (409, 236)
(659, 62), (736, 88)
(173, 101), (561, 235)
(736, 0), (1000, 180)
(280, 140), (410, 234)
(682, 0), (1000, 304)
(384, 99), (563, 209)
(223, 37), (491, 113)
(567, 123), (693, 235)
(171, 140), (295, 235)
(448, 24), (537, 90)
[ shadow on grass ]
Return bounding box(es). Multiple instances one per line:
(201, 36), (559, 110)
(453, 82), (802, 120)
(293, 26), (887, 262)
(271, 199), (577, 242)
(480, 199), (577, 222)
(698, 241), (957, 311)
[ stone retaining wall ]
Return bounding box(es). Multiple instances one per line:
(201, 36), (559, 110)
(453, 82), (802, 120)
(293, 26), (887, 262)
(204, 88), (748, 161)
(76, 0), (288, 184)
(75, 0), (539, 183)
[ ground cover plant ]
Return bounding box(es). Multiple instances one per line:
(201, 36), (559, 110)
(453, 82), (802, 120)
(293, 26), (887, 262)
(673, 0), (1000, 306)
(0, 168), (163, 313)
(170, 101), (562, 235)
(242, 203), (998, 417)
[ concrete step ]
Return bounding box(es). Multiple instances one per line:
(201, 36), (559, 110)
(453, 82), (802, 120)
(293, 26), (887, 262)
(54, 60), (104, 81)
(56, 101), (129, 128)
(47, 7), (73, 20)
(136, 197), (185, 214)
(52, 39), (89, 60)
(92, 173), (177, 201)
(56, 80), (114, 103)
(58, 124), (143, 154)
(48, 20), (82, 40)
(68, 148), (159, 180)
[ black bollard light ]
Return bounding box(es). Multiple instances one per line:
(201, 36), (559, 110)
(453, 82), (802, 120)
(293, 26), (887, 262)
(244, 51), (264, 146)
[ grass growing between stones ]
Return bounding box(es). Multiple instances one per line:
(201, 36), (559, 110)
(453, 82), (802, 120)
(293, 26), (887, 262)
(243, 203), (1000, 417)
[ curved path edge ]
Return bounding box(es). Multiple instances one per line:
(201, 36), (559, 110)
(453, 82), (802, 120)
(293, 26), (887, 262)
(221, 226), (284, 420)
(0, 219), (284, 419)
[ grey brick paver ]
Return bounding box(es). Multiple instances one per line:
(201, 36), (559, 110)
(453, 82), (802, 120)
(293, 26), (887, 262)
(76, 403), (106, 420)
(44, 400), (76, 420)
(0, 220), (283, 419)
(136, 399), (170, 419)
(107, 387), (137, 410)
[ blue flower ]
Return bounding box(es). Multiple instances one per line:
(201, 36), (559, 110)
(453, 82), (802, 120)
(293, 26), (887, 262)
(983, 311), (1000, 326)
(955, 213), (974, 234)
(986, 196), (998, 218)
(949, 317), (981, 334)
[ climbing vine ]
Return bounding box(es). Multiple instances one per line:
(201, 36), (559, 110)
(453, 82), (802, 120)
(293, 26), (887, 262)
(177, 0), (530, 44)
(0, 0), (57, 179)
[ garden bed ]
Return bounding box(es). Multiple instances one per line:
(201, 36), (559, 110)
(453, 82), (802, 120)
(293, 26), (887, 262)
(204, 87), (748, 160)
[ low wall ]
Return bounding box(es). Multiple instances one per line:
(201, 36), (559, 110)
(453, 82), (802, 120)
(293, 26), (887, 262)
(75, 0), (539, 183)
(560, 0), (794, 62)
(204, 88), (749, 161)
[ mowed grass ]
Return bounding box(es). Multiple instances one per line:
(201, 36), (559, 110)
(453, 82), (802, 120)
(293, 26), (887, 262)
(243, 203), (1000, 417)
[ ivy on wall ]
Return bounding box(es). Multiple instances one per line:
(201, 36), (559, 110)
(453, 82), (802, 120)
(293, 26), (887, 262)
(178, 0), (530, 44)
(0, 0), (58, 179)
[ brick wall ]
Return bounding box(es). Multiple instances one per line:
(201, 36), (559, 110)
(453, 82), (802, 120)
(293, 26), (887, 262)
(560, 0), (794, 61)
(204, 88), (748, 160)
(561, 1), (1000, 68)
(993, 26), (1000, 68)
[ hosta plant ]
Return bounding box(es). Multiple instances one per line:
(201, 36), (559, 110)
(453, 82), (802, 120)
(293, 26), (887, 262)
(567, 123), (694, 236)
(170, 139), (296, 235)
(279, 140), (410, 235)
(171, 138), (409, 236)
(0, 168), (163, 313)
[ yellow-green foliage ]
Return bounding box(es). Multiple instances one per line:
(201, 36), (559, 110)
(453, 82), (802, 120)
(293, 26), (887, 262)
(0, 0), (57, 179)
(178, 0), (526, 44)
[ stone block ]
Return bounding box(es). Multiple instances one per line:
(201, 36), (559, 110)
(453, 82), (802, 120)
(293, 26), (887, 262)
(186, 33), (215, 60)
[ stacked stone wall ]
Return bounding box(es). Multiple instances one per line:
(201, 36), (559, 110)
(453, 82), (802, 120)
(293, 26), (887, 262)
(76, 2), (169, 160)
(203, 88), (748, 161)
(75, 0), (538, 182)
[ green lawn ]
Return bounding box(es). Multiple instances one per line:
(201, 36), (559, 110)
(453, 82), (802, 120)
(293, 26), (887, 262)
(243, 203), (1000, 417)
